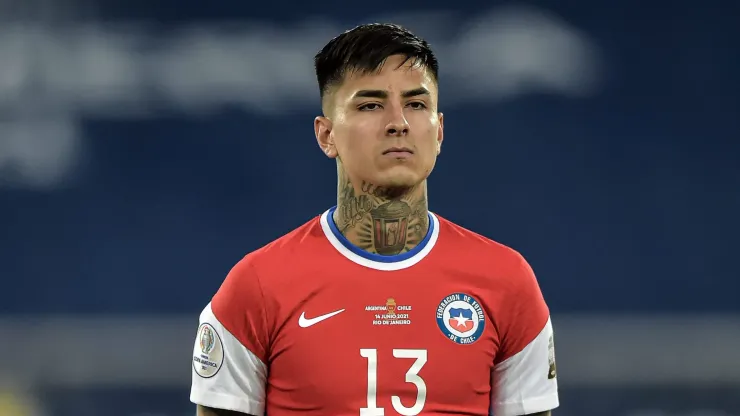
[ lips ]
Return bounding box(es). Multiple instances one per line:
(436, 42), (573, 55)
(382, 147), (414, 155)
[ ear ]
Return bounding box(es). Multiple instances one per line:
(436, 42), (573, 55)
(436, 112), (444, 155)
(314, 116), (338, 159)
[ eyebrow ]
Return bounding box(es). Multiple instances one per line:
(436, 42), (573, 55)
(352, 87), (430, 99)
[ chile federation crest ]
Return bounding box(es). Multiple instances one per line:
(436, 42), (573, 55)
(436, 293), (485, 345)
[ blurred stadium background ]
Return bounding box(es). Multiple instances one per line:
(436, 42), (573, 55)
(1, 0), (739, 415)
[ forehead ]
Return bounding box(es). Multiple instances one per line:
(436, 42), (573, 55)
(337, 55), (437, 97)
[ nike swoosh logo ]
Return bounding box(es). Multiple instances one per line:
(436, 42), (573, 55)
(298, 309), (345, 328)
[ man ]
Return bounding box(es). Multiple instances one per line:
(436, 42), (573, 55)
(190, 23), (559, 416)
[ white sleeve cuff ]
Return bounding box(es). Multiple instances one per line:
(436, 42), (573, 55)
(491, 317), (559, 415)
(190, 389), (265, 415)
(190, 303), (267, 415)
(493, 392), (559, 416)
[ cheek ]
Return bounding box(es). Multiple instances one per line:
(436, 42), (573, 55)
(419, 123), (441, 153)
(416, 113), (439, 137)
(342, 120), (377, 152)
(418, 127), (441, 167)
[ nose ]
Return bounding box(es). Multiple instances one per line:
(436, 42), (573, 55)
(385, 108), (409, 137)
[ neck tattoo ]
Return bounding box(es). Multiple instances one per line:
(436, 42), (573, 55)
(335, 173), (429, 256)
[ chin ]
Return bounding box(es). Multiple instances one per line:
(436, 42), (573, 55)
(375, 171), (423, 189)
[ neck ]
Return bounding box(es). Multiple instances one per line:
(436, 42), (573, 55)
(333, 166), (430, 256)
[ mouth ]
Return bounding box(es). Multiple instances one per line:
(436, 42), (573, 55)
(382, 147), (414, 155)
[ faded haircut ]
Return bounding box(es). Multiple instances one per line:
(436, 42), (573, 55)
(314, 23), (439, 101)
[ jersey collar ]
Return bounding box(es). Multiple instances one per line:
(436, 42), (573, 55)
(319, 206), (439, 271)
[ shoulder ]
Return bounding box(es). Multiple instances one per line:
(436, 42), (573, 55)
(208, 214), (325, 335)
(251, 213), (325, 264)
(435, 213), (532, 277)
(433, 213), (546, 316)
(237, 213), (324, 273)
(214, 213), (326, 301)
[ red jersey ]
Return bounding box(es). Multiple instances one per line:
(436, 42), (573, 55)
(190, 207), (559, 416)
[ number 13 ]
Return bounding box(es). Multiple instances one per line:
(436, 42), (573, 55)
(360, 348), (428, 416)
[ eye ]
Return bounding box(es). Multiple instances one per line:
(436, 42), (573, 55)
(358, 103), (382, 111)
(408, 102), (427, 110)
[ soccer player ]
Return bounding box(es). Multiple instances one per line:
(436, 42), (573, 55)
(190, 23), (559, 416)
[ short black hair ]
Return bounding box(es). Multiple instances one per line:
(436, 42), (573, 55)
(314, 23), (439, 100)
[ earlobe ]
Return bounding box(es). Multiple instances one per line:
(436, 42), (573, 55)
(437, 112), (444, 155)
(314, 116), (337, 159)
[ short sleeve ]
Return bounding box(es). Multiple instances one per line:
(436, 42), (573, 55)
(190, 258), (270, 415)
(491, 254), (559, 416)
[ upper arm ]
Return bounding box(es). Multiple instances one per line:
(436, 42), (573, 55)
(190, 257), (271, 415)
(197, 405), (257, 416)
(490, 254), (559, 416)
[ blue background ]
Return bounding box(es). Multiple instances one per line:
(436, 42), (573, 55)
(0, 0), (738, 414)
(2, 0), (738, 316)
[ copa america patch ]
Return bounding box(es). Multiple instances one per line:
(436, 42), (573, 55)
(192, 323), (224, 378)
(436, 293), (485, 345)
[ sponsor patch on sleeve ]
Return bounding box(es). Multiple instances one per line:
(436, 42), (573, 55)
(547, 333), (557, 379)
(192, 323), (224, 378)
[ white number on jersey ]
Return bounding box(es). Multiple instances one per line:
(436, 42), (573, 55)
(359, 348), (428, 416)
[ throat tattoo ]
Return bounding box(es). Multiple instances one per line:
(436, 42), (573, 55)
(336, 179), (429, 255)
